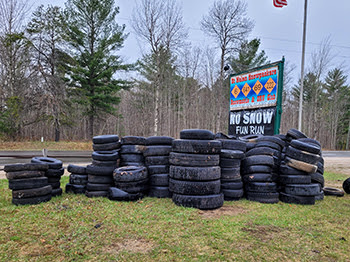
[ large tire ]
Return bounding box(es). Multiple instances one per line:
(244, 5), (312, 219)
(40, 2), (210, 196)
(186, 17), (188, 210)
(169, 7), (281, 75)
(46, 168), (65, 178)
(343, 178), (350, 194)
(6, 170), (45, 180)
(246, 182), (277, 193)
(169, 166), (220, 181)
(113, 166), (148, 182)
(180, 129), (215, 140)
(31, 157), (62, 169)
(280, 192), (315, 205)
(8, 177), (49, 190)
(4, 163), (48, 173)
(243, 155), (274, 167)
(145, 136), (174, 145)
(242, 173), (275, 183)
(143, 145), (172, 157)
(286, 146), (320, 164)
(290, 140), (321, 155)
(172, 139), (221, 154)
(92, 142), (121, 151)
(284, 184), (321, 196)
(12, 185), (52, 199)
(172, 193), (224, 210)
(93, 135), (119, 144)
(121, 136), (146, 145)
(120, 145), (146, 154)
(169, 152), (219, 167)
(279, 175), (311, 185)
(92, 151), (119, 161)
(285, 157), (317, 174)
(286, 128), (307, 140)
(149, 174), (169, 186)
(221, 167), (241, 180)
(245, 147), (280, 158)
(169, 178), (220, 195)
(220, 149), (245, 159)
(67, 164), (87, 174)
(220, 140), (246, 152)
(12, 194), (52, 205)
(86, 165), (116, 176)
(244, 165), (272, 175)
(120, 153), (144, 163)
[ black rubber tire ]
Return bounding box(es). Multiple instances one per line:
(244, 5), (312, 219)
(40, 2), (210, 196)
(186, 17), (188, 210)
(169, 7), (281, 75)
(12, 194), (52, 205)
(120, 162), (144, 167)
(148, 187), (172, 198)
(149, 174), (169, 186)
(114, 179), (149, 194)
(4, 163), (48, 173)
(69, 174), (88, 185)
(315, 190), (324, 201)
(244, 165), (272, 175)
(172, 193), (224, 210)
(108, 187), (143, 201)
(220, 158), (241, 168)
(121, 136), (146, 145)
(145, 136), (174, 145)
(92, 151), (119, 161)
(172, 139), (221, 154)
(246, 192), (279, 204)
(169, 152), (220, 167)
(143, 145), (172, 157)
(46, 168), (65, 178)
(279, 164), (308, 176)
(323, 187), (345, 197)
(221, 167), (241, 180)
(284, 184), (321, 196)
(31, 157), (62, 169)
(65, 183), (86, 194)
(243, 155), (274, 167)
(88, 174), (113, 184)
(6, 170), (45, 180)
(317, 161), (324, 174)
(246, 182), (277, 192)
(93, 134), (119, 144)
(279, 192), (315, 205)
(145, 156), (169, 166)
(220, 149), (245, 159)
(343, 178), (350, 194)
(47, 176), (61, 183)
(86, 165), (116, 176)
(169, 166), (220, 181)
(12, 185), (52, 199)
(256, 136), (285, 148)
(279, 175), (311, 185)
(92, 142), (121, 151)
(147, 165), (169, 175)
(246, 142), (256, 151)
(9, 177), (49, 190)
(285, 157), (317, 174)
(220, 140), (247, 152)
(222, 189), (244, 198)
(286, 128), (307, 139)
(238, 134), (262, 142)
(120, 145), (146, 154)
(169, 178), (220, 195)
(67, 164), (87, 174)
(180, 129), (215, 140)
(290, 140), (321, 155)
(92, 159), (118, 167)
(286, 146), (320, 165)
(48, 181), (60, 189)
(310, 172), (324, 187)
(221, 181), (243, 190)
(86, 183), (113, 191)
(113, 166), (148, 182)
(255, 141), (282, 151)
(242, 173), (274, 183)
(85, 190), (109, 198)
(51, 187), (63, 197)
(245, 147), (281, 158)
(120, 153), (144, 163)
(297, 138), (321, 147)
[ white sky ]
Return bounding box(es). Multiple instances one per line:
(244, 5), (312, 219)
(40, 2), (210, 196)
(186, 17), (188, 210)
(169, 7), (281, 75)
(32, 0), (350, 84)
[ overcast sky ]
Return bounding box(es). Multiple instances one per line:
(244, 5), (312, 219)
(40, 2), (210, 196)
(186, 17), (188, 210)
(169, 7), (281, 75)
(33, 0), (350, 84)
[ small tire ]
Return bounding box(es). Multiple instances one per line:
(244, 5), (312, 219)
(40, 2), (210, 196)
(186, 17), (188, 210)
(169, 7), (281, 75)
(51, 187), (63, 197)
(323, 187), (345, 197)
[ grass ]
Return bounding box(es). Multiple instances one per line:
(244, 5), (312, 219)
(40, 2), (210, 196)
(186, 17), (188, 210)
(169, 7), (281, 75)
(0, 141), (91, 151)
(0, 173), (349, 261)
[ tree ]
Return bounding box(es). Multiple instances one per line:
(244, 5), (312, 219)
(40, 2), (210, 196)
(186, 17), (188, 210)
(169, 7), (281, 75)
(63, 0), (129, 138)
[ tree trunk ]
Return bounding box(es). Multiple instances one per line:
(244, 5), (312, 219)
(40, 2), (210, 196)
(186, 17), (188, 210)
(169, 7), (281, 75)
(54, 118), (60, 142)
(89, 114), (94, 139)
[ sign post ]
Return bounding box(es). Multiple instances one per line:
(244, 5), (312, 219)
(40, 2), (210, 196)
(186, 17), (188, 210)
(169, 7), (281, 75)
(228, 58), (284, 137)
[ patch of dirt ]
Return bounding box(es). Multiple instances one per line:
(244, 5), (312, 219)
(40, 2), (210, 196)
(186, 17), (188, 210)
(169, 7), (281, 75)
(19, 242), (59, 257)
(241, 224), (285, 242)
(103, 238), (154, 255)
(198, 205), (248, 219)
(324, 157), (350, 176)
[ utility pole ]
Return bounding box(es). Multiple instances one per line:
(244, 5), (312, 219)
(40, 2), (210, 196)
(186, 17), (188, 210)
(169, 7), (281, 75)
(298, 0), (308, 131)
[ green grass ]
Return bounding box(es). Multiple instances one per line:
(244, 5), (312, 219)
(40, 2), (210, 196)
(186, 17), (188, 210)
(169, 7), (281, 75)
(0, 173), (349, 261)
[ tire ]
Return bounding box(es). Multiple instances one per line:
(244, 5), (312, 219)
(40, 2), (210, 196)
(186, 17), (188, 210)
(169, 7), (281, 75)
(343, 178), (350, 194)
(51, 187), (63, 197)
(310, 172), (324, 187)
(220, 157), (241, 168)
(4, 163), (48, 173)
(220, 149), (245, 159)
(255, 141), (282, 151)
(169, 178), (220, 195)
(279, 175), (311, 185)
(48, 181), (60, 189)
(92, 151), (119, 161)
(286, 128), (307, 139)
(120, 162), (144, 167)
(172, 193), (224, 210)
(180, 129), (215, 140)
(285, 157), (317, 174)
(147, 165), (169, 175)
(222, 189), (244, 198)
(47, 177), (61, 184)
(286, 146), (320, 165)
(279, 164), (308, 176)
(315, 191), (324, 201)
(169, 152), (219, 167)
(169, 166), (220, 181)
(246, 182), (277, 192)
(93, 134), (119, 144)
(115, 179), (149, 194)
(86, 183), (112, 191)
(143, 145), (172, 157)
(242, 173), (274, 183)
(108, 187), (143, 201)
(290, 140), (321, 155)
(220, 140), (247, 152)
(6, 170), (45, 180)
(145, 136), (174, 145)
(86, 165), (116, 176)
(279, 192), (315, 205)
(145, 156), (169, 166)
(244, 165), (272, 175)
(113, 166), (148, 182)
(243, 155), (274, 167)
(67, 164), (87, 174)
(88, 174), (113, 184)
(246, 192), (279, 204)
(121, 136), (146, 145)
(46, 168), (64, 178)
(297, 138), (321, 147)
(65, 183), (86, 194)
(284, 184), (321, 196)
(9, 177), (49, 190)
(149, 174), (169, 186)
(256, 136), (285, 148)
(120, 145), (146, 154)
(92, 160), (118, 167)
(12, 194), (52, 205)
(245, 147), (280, 158)
(172, 139), (221, 154)
(12, 185), (52, 199)
(148, 187), (172, 198)
(317, 162), (324, 174)
(120, 153), (144, 163)
(323, 187), (345, 197)
(92, 142), (121, 151)
(85, 190), (109, 198)
(221, 167), (241, 180)
(31, 157), (62, 169)
(221, 181), (243, 190)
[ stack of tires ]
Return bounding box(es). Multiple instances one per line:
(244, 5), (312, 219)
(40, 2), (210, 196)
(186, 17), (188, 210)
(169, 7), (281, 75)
(31, 157), (64, 197)
(65, 164), (88, 194)
(219, 139), (246, 201)
(86, 135), (120, 198)
(242, 136), (283, 204)
(120, 136), (146, 166)
(110, 166), (148, 200)
(169, 129), (224, 210)
(5, 163), (52, 205)
(144, 136), (174, 198)
(280, 129), (322, 205)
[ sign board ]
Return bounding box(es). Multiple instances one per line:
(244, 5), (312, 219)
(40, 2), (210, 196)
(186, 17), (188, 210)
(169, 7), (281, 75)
(228, 59), (284, 137)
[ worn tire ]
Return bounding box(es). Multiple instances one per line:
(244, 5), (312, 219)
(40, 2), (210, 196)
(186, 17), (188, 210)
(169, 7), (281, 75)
(221, 181), (243, 190)
(343, 178), (350, 194)
(88, 174), (113, 184)
(121, 136), (146, 145)
(245, 147), (280, 158)
(290, 140), (321, 155)
(280, 192), (315, 205)
(285, 157), (317, 174)
(246, 182), (277, 193)
(311, 172), (324, 187)
(86, 183), (112, 191)
(149, 174), (169, 186)
(169, 152), (219, 167)
(220, 149), (245, 159)
(255, 141), (282, 151)
(93, 142), (121, 151)
(143, 145), (172, 156)
(221, 167), (241, 180)
(284, 184), (321, 196)
(12, 185), (52, 199)
(169, 178), (220, 195)
(242, 173), (275, 183)
(92, 159), (117, 167)
(169, 166), (220, 181)
(243, 155), (274, 167)
(147, 165), (169, 175)
(120, 153), (144, 163)
(148, 187), (172, 198)
(256, 136), (285, 148)
(113, 166), (148, 182)
(46, 168), (64, 178)
(86, 165), (116, 176)
(180, 129), (215, 140)
(220, 140), (247, 152)
(92, 151), (119, 161)
(172, 193), (224, 210)
(108, 187), (143, 201)
(51, 187), (63, 197)
(85, 190), (109, 198)
(220, 158), (241, 168)
(145, 136), (174, 145)
(172, 139), (221, 154)
(246, 192), (279, 204)
(222, 189), (244, 199)
(93, 135), (119, 144)
(115, 179), (149, 194)
(6, 170), (45, 180)
(65, 183), (86, 194)
(69, 173), (88, 185)
(67, 164), (86, 174)
(279, 175), (311, 185)
(323, 187), (345, 197)
(9, 177), (48, 190)
(279, 164), (308, 176)
(145, 156), (169, 166)
(12, 194), (52, 205)
(4, 163), (48, 173)
(244, 165), (272, 175)
(286, 146), (320, 164)
(120, 145), (146, 154)
(286, 128), (307, 139)
(31, 157), (62, 169)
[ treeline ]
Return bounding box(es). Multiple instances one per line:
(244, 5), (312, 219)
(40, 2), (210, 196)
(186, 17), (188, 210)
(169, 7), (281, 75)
(0, 0), (349, 149)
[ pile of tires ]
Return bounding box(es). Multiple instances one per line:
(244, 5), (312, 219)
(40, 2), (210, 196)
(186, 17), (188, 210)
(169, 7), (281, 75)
(5, 163), (52, 205)
(279, 128), (323, 204)
(120, 136), (146, 167)
(169, 129), (224, 210)
(65, 164), (88, 194)
(218, 139), (246, 201)
(110, 166), (147, 201)
(31, 157), (64, 197)
(86, 135), (120, 198)
(144, 136), (174, 198)
(241, 136), (283, 204)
